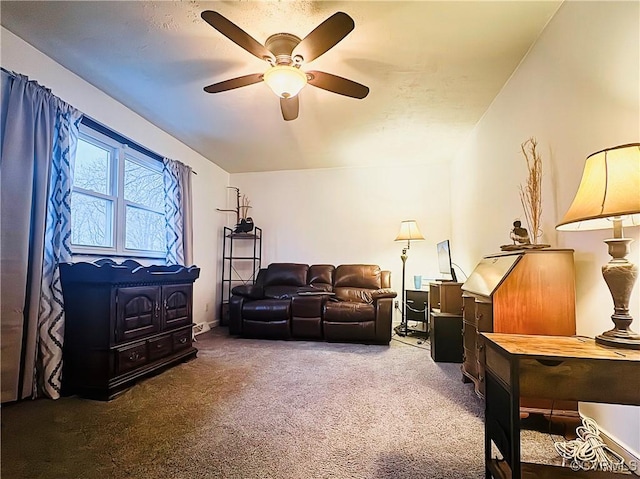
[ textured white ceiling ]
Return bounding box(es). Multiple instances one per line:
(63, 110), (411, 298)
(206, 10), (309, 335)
(0, 1), (561, 173)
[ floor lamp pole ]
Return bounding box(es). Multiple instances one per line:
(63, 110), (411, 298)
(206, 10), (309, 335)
(401, 246), (408, 336)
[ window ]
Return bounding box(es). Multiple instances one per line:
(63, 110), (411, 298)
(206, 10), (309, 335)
(71, 124), (166, 258)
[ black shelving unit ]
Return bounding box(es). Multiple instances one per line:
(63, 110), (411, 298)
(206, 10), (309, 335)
(220, 226), (262, 325)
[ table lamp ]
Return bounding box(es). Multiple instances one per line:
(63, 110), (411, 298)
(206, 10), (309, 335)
(557, 143), (640, 349)
(395, 220), (425, 335)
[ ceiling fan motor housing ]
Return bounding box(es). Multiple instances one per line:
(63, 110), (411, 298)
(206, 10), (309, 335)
(265, 33), (302, 65)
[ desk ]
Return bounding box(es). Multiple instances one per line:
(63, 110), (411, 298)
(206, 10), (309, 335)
(482, 333), (640, 479)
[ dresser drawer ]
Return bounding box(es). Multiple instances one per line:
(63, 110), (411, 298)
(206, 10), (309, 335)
(463, 321), (476, 351)
(475, 301), (493, 331)
(172, 328), (191, 351)
(148, 334), (173, 361)
(462, 296), (476, 323)
(463, 347), (478, 376)
(117, 342), (148, 374)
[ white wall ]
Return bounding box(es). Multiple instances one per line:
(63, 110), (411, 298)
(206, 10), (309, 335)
(1, 27), (229, 330)
(451, 0), (639, 459)
(230, 162), (452, 321)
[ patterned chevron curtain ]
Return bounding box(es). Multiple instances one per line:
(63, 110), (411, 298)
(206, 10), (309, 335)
(163, 158), (193, 266)
(1, 69), (82, 400)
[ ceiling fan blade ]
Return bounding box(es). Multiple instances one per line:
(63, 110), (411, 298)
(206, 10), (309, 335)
(307, 71), (369, 99)
(201, 11), (274, 62)
(204, 74), (264, 94)
(293, 12), (354, 63)
(280, 96), (299, 121)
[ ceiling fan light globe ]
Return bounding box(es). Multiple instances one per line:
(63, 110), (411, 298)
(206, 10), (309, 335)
(263, 65), (307, 98)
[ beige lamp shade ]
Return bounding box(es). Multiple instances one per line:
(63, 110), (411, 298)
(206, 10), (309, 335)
(557, 143), (640, 231)
(395, 220), (425, 241)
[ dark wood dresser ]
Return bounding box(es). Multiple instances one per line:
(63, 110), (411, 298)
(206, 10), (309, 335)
(461, 249), (576, 414)
(60, 259), (200, 400)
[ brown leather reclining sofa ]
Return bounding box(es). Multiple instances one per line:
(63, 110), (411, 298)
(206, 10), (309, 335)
(229, 263), (397, 344)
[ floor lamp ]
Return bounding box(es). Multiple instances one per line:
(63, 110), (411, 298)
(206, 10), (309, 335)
(557, 143), (640, 349)
(395, 220), (425, 336)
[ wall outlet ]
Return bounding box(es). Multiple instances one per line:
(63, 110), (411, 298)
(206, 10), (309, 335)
(394, 300), (399, 309)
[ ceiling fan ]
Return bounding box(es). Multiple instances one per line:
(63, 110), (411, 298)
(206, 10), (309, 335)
(201, 10), (369, 121)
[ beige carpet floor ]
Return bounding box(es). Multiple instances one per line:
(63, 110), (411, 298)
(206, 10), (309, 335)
(1, 327), (564, 478)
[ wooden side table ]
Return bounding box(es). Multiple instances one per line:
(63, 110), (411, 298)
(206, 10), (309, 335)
(482, 333), (640, 479)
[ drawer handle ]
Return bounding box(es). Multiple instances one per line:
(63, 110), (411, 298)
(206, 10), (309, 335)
(478, 344), (485, 351)
(156, 343), (163, 349)
(477, 313), (483, 319)
(179, 337), (187, 344)
(154, 302), (160, 317)
(536, 359), (564, 367)
(128, 351), (140, 361)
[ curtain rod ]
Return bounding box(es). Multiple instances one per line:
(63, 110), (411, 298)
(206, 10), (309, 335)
(81, 116), (197, 175)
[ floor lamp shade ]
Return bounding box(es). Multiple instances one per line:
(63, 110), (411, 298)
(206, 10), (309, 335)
(395, 220), (425, 243)
(557, 143), (640, 349)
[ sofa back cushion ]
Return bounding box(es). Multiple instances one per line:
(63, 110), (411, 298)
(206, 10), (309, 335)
(263, 263), (309, 299)
(264, 263), (309, 286)
(334, 264), (381, 289)
(333, 264), (381, 303)
(308, 264), (335, 292)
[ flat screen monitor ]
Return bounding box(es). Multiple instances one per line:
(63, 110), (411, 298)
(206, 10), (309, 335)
(437, 240), (457, 282)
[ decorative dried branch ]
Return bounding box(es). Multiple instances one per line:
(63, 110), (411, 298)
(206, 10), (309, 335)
(518, 137), (543, 244)
(239, 194), (252, 220)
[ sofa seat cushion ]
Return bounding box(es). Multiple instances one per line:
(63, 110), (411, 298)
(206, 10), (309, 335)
(264, 285), (300, 300)
(243, 299), (290, 321)
(323, 301), (375, 322)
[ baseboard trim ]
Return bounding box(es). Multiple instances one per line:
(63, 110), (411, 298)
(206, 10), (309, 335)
(193, 320), (218, 337)
(597, 424), (640, 476)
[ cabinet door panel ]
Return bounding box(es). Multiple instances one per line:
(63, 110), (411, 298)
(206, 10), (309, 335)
(162, 284), (192, 330)
(116, 286), (161, 342)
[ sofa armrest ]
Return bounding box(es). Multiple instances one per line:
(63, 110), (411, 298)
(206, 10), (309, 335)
(231, 284), (264, 299)
(371, 288), (397, 301)
(229, 295), (245, 335)
(374, 297), (394, 344)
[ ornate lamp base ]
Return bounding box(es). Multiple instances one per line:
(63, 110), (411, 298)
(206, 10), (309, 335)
(596, 238), (640, 350)
(596, 331), (640, 349)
